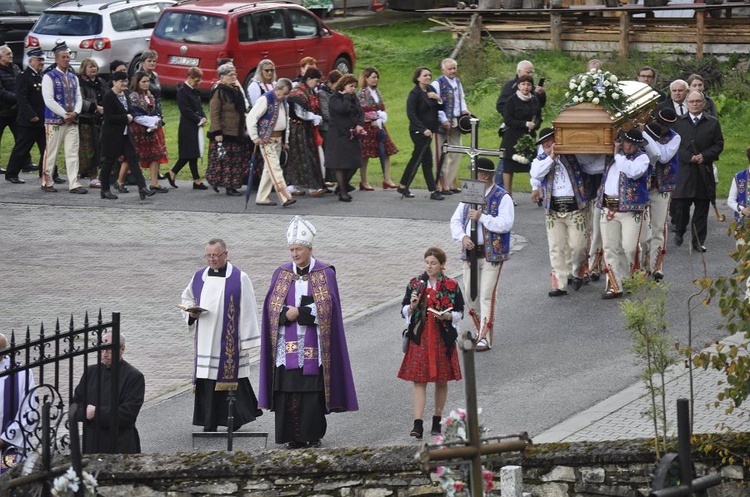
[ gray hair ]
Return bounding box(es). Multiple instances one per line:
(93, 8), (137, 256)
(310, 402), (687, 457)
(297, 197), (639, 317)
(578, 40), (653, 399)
(670, 79), (688, 90)
(517, 60), (533, 72)
(276, 78), (292, 92)
(686, 90), (705, 102)
(217, 63), (236, 78)
(207, 238), (227, 251)
(254, 59), (275, 81)
(440, 58), (457, 70)
(140, 50), (158, 63)
(0, 45), (11, 57)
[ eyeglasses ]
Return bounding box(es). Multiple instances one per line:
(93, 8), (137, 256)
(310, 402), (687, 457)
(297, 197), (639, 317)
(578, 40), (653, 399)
(263, 68), (275, 73)
(205, 251), (227, 260)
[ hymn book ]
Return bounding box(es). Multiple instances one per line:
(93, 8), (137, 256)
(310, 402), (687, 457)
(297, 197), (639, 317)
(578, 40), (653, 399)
(176, 304), (208, 314)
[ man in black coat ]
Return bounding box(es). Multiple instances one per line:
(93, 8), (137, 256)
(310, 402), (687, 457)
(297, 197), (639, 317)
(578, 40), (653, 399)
(5, 48), (46, 184)
(672, 90), (724, 252)
(71, 332), (144, 454)
(657, 79), (689, 118)
(0, 44), (20, 176)
(495, 60), (546, 117)
(98, 71), (154, 200)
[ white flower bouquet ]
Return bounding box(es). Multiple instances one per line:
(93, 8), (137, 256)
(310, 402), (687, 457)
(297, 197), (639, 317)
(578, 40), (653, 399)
(51, 467), (98, 497)
(562, 69), (626, 114)
(512, 134), (537, 165)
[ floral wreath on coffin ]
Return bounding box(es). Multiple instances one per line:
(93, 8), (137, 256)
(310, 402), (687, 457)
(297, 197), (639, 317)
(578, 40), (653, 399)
(562, 69), (626, 115)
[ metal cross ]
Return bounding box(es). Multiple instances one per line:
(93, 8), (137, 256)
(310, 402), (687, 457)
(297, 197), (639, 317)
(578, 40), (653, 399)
(418, 332), (531, 497)
(441, 118), (504, 300)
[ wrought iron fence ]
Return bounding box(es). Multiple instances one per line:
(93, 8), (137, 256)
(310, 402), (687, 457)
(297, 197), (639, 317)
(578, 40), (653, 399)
(0, 311), (121, 496)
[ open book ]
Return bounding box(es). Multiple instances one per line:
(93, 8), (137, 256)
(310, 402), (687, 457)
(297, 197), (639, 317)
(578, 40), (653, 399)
(427, 307), (453, 317)
(176, 304), (208, 314)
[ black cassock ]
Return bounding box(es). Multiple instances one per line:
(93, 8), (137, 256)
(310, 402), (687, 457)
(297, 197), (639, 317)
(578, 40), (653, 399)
(71, 360), (145, 454)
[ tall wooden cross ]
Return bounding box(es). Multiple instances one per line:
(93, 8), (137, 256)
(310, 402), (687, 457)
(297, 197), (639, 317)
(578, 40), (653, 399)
(418, 332), (531, 497)
(441, 118), (504, 300)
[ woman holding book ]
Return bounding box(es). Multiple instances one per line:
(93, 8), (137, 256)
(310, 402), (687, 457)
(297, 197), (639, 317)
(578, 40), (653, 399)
(397, 246), (464, 440)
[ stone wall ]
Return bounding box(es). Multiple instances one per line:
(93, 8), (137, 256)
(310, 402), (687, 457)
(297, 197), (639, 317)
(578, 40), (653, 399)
(6, 438), (748, 497)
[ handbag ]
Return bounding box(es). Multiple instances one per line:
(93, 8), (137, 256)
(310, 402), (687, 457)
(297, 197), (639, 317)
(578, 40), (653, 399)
(402, 328), (409, 353)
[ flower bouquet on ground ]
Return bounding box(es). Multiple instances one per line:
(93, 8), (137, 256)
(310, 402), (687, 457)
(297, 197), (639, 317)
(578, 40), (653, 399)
(433, 408), (494, 497)
(51, 467), (98, 497)
(512, 133), (536, 165)
(562, 69), (626, 114)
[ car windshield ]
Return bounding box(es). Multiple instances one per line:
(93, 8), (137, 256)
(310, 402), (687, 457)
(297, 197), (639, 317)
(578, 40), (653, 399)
(33, 12), (103, 36)
(19, 0), (53, 15)
(153, 11), (227, 44)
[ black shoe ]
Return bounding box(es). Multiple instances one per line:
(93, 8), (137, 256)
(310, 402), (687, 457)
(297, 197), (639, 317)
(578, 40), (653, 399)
(338, 194), (352, 202)
(139, 188), (156, 199)
(410, 419), (424, 440)
(115, 182), (129, 193)
(282, 198), (297, 207)
(674, 233), (683, 246)
(286, 441), (306, 449)
(692, 244), (707, 253)
(41, 185), (58, 193)
(589, 271), (601, 282)
(450, 188), (461, 194)
(307, 439), (322, 448)
(430, 191), (445, 201)
(431, 416), (442, 436)
(100, 190), (118, 200)
(212, 184), (220, 193)
(150, 184), (169, 193)
(397, 187), (414, 198)
(226, 188), (242, 196)
(653, 271), (664, 282)
(53, 176), (66, 184)
(0, 167), (5, 174)
(440, 190), (453, 196)
(571, 277), (583, 291)
(22, 164), (39, 172)
(69, 187), (88, 194)
(602, 290), (623, 300)
(548, 289), (568, 297)
(6, 176), (25, 184)
(165, 171), (178, 188)
(346, 184), (356, 193)
(157, 172), (166, 180)
(193, 182), (208, 190)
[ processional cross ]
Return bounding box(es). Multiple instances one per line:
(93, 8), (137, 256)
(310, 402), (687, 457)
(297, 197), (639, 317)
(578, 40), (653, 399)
(442, 118), (503, 300)
(418, 332), (532, 497)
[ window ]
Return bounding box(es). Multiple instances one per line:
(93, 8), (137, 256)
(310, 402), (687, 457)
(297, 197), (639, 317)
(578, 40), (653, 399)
(288, 9), (318, 39)
(153, 11), (226, 44)
(19, 0), (51, 15)
(250, 9), (285, 41)
(0, 0), (17, 15)
(110, 8), (138, 32)
(34, 12), (103, 36)
(133, 3), (164, 29)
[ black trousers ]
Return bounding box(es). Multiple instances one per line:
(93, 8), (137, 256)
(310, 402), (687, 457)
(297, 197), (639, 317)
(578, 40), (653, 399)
(100, 137), (147, 191)
(399, 131), (436, 191)
(673, 197), (710, 246)
(5, 125), (44, 179)
(171, 157), (200, 180)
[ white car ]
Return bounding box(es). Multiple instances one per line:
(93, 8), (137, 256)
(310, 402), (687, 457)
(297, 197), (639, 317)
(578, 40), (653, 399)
(23, 0), (174, 75)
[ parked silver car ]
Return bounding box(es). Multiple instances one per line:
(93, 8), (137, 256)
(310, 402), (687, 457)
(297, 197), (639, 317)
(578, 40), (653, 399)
(23, 0), (174, 75)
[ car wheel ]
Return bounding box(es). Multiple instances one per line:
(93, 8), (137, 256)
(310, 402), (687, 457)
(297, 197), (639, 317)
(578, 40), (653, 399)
(129, 57), (143, 77)
(243, 69), (257, 95)
(332, 56), (351, 74)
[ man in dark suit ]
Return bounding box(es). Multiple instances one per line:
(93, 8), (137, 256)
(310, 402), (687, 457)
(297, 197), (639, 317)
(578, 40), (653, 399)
(99, 71), (154, 200)
(5, 48), (46, 184)
(672, 90), (724, 252)
(657, 79), (689, 118)
(637, 66), (666, 102)
(71, 332), (145, 454)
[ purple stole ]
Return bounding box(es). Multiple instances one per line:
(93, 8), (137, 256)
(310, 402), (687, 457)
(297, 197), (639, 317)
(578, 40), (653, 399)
(191, 266), (243, 388)
(282, 276), (319, 375)
(1, 369), (20, 435)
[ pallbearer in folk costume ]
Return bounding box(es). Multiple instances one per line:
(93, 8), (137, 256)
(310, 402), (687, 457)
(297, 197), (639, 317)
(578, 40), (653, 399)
(597, 129), (651, 299)
(259, 216), (358, 449)
(181, 238), (262, 432)
(449, 158), (514, 351)
(640, 108), (680, 281)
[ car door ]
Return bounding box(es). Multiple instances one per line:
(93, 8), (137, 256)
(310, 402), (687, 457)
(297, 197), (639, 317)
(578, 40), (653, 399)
(287, 8), (329, 73)
(237, 9), (297, 81)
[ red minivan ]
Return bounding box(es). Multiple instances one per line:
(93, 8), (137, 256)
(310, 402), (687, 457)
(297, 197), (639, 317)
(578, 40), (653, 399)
(149, 0), (355, 92)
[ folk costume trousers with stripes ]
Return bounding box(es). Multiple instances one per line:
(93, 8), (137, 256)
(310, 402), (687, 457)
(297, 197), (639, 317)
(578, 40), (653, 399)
(642, 190), (671, 274)
(462, 258), (502, 346)
(42, 123), (81, 190)
(600, 208), (645, 293)
(546, 209), (588, 291)
(256, 137), (291, 204)
(586, 199), (603, 275)
(434, 127), (461, 190)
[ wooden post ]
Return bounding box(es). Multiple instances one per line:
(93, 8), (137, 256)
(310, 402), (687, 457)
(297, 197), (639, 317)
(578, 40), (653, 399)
(696, 11), (704, 59)
(550, 12), (562, 51)
(618, 11), (630, 58)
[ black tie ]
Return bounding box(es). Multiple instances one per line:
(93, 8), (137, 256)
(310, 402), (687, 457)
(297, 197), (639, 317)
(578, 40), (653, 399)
(679, 104), (685, 115)
(693, 117), (699, 125)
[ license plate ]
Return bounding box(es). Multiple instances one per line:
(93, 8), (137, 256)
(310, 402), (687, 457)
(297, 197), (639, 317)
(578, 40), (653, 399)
(169, 56), (199, 67)
(44, 51), (76, 60)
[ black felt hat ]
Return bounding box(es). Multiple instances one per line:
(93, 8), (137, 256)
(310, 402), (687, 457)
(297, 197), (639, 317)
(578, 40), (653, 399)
(535, 127), (555, 145)
(622, 128), (645, 144)
(656, 108), (677, 124)
(457, 114), (477, 134)
(475, 157), (496, 173)
(644, 122), (662, 140)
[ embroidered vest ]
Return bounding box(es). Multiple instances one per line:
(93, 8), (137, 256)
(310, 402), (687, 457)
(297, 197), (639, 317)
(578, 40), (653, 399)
(437, 75), (461, 121)
(257, 90), (285, 140)
(539, 154), (588, 212)
(596, 150), (649, 212)
(44, 69), (78, 125)
(459, 184), (511, 263)
(733, 168), (748, 225)
(652, 129), (679, 193)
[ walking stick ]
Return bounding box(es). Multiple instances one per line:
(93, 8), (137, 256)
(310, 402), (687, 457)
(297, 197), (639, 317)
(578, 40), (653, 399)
(244, 144), (259, 210)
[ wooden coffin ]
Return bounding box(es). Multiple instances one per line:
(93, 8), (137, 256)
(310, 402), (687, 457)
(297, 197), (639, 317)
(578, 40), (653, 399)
(552, 81), (660, 154)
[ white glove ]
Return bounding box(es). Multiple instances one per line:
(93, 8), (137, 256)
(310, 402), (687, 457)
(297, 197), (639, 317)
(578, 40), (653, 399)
(312, 115), (322, 126)
(377, 110), (387, 123)
(375, 119), (383, 129)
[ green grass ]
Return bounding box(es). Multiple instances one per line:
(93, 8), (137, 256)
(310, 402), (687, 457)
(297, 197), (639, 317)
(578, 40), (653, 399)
(4, 19), (746, 197)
